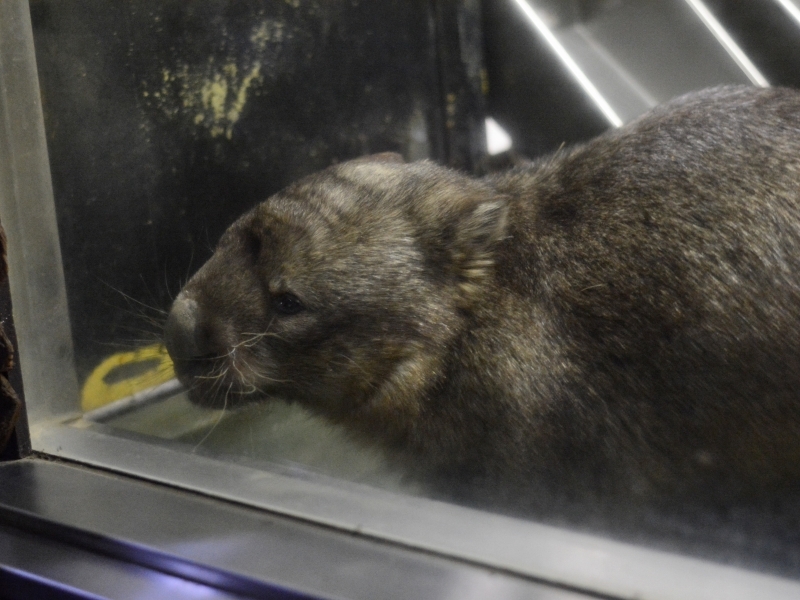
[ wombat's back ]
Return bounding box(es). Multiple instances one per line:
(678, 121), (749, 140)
(164, 85), (800, 512)
(473, 86), (800, 500)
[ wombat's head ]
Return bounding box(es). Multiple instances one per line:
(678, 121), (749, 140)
(164, 154), (507, 427)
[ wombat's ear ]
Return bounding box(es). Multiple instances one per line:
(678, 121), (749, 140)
(453, 198), (509, 302)
(350, 152), (405, 164)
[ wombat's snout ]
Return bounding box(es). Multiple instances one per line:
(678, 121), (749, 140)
(165, 292), (254, 407)
(164, 294), (218, 371)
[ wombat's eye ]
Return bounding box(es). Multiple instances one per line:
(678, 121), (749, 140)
(273, 292), (304, 315)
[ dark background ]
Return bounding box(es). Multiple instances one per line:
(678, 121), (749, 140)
(28, 0), (800, 383)
(29, 0), (487, 379)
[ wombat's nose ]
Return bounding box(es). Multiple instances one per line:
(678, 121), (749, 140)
(164, 294), (207, 361)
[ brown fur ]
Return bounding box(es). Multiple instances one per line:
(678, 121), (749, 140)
(165, 86), (800, 510)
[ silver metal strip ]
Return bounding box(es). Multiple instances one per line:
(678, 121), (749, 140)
(507, 0), (623, 127)
(777, 0), (800, 27)
(683, 0), (769, 86)
(82, 379), (184, 422)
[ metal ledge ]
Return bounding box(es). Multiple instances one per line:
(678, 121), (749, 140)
(0, 522), (249, 600)
(0, 458), (589, 600)
(24, 425), (800, 600)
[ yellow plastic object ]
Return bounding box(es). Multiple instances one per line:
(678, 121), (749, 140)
(81, 344), (175, 411)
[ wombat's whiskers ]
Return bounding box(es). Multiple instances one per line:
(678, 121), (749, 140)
(238, 330), (290, 345)
(192, 359), (231, 405)
(228, 347), (257, 394)
(193, 357), (228, 381)
(192, 383), (230, 452)
(102, 280), (169, 318)
(235, 333), (266, 348)
(240, 358), (294, 386)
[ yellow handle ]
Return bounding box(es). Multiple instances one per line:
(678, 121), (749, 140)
(81, 344), (175, 411)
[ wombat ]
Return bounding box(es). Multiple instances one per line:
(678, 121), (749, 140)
(164, 86), (800, 511)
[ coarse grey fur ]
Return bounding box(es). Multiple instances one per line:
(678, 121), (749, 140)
(165, 86), (800, 513)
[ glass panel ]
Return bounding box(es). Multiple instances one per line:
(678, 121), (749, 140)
(0, 0), (79, 425)
(20, 0), (476, 493)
